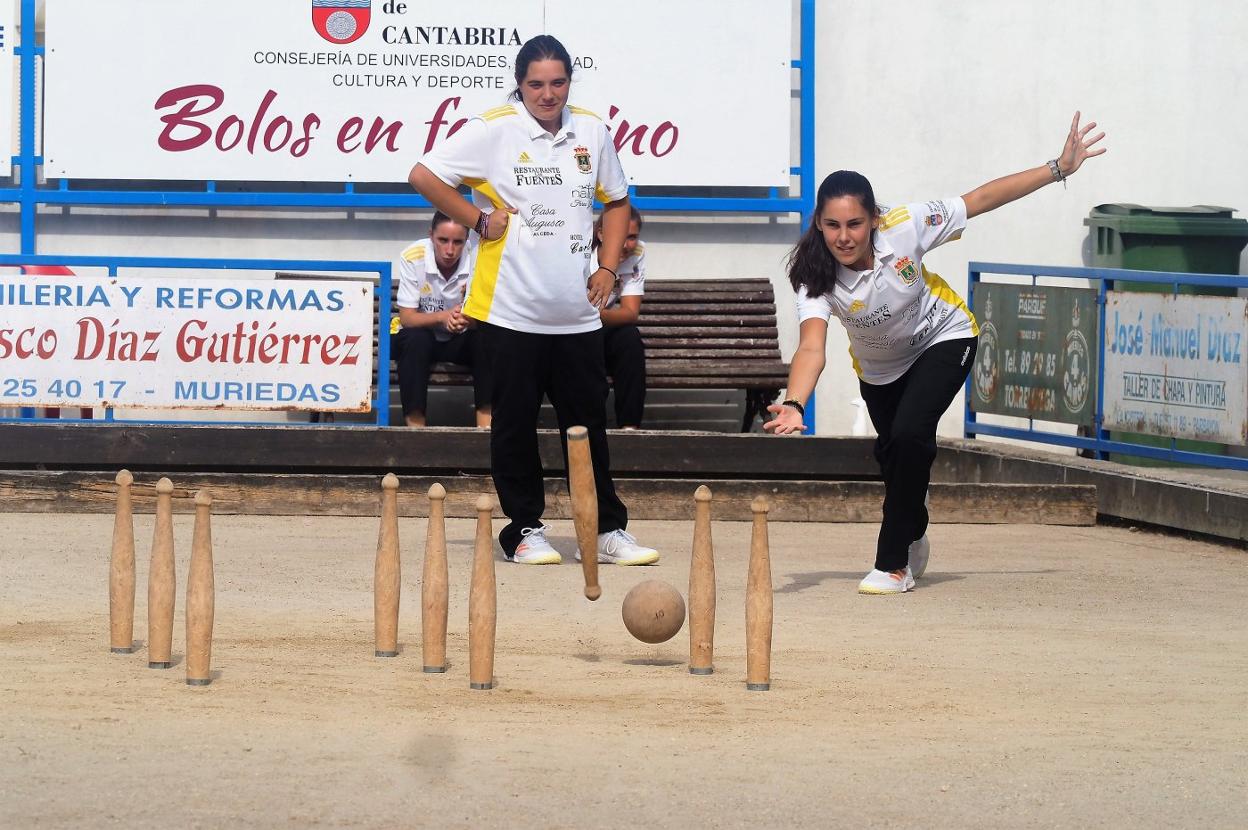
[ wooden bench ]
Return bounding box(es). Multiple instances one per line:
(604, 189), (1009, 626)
(277, 273), (790, 431)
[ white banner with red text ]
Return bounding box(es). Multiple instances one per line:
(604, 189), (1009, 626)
(43, 0), (792, 186)
(0, 275), (375, 411)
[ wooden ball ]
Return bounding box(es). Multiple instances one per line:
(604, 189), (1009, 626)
(621, 580), (686, 644)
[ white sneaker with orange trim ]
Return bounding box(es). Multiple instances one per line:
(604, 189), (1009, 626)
(857, 567), (915, 595)
(507, 525), (562, 565)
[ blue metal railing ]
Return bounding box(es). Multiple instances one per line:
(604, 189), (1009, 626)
(0, 254), (393, 426)
(965, 262), (1248, 471)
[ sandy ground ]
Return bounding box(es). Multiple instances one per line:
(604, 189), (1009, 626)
(1, 511), (1245, 829)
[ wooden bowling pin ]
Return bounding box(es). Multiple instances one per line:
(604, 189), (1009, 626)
(468, 495), (496, 690)
(688, 485), (716, 675)
(421, 483), (449, 673)
(147, 477), (176, 669)
(374, 473), (401, 658)
(745, 495), (773, 691)
(109, 470), (137, 654)
(185, 490), (215, 687)
(566, 425), (601, 601)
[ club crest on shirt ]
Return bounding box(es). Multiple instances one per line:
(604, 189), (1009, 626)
(848, 299), (866, 314)
(573, 145), (592, 174)
(894, 256), (919, 285)
(924, 213), (944, 227)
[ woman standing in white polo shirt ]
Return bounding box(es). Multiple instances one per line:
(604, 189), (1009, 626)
(408, 34), (658, 567)
(766, 113), (1105, 595)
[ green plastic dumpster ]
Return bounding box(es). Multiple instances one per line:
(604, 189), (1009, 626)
(1084, 204), (1248, 464)
(1085, 203), (1248, 293)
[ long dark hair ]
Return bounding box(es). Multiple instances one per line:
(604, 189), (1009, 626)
(509, 35), (574, 102)
(591, 206), (643, 251)
(787, 171), (878, 298)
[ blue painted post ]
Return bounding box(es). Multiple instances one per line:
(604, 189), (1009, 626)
(16, 0), (37, 419)
(794, 0), (817, 435)
(964, 266), (978, 438)
(375, 264), (393, 426)
(17, 0), (37, 256)
(1094, 276), (1109, 460)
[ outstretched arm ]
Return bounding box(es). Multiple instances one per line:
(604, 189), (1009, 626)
(764, 318), (829, 435)
(962, 112), (1106, 219)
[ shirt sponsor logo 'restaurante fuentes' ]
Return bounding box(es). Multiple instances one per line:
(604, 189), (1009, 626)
(844, 304), (892, 328)
(515, 166), (563, 187)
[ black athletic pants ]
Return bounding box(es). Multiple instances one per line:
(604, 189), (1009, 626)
(859, 336), (978, 572)
(480, 322), (629, 555)
(603, 324), (646, 428)
(391, 327), (490, 416)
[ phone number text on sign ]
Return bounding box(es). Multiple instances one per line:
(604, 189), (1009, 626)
(0, 276), (375, 411)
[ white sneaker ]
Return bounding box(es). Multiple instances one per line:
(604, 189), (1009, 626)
(857, 567), (915, 595)
(576, 529), (659, 565)
(909, 535), (930, 579)
(507, 525), (562, 565)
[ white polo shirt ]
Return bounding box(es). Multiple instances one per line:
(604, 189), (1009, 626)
(419, 102), (630, 335)
(591, 241), (646, 309)
(393, 239), (474, 342)
(796, 197), (979, 384)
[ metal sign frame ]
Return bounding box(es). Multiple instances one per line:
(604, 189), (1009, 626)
(1, 0), (818, 432)
(6, 0), (816, 242)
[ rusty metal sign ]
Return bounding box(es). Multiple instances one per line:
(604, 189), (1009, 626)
(1103, 291), (1247, 445)
(971, 284), (1099, 426)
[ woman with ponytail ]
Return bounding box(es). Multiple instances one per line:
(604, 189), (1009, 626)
(766, 113), (1106, 595)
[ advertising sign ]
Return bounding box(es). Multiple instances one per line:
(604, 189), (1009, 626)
(0, 275), (375, 412)
(43, 0), (792, 186)
(1103, 292), (1247, 445)
(971, 284), (1099, 426)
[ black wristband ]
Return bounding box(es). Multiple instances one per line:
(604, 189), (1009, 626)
(597, 265), (618, 280)
(782, 399), (805, 416)
(473, 210), (489, 236)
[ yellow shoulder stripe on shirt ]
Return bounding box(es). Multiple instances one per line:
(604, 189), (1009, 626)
(400, 243), (426, 263)
(481, 104), (518, 121)
(922, 266), (980, 336)
(878, 207), (912, 232)
(568, 105), (602, 121)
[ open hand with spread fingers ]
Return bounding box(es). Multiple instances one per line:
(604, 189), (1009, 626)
(1057, 111), (1107, 178)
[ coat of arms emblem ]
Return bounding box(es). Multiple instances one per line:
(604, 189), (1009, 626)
(312, 0), (372, 45)
(573, 146), (592, 174)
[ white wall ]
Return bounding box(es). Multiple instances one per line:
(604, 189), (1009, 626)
(10, 1), (1247, 435)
